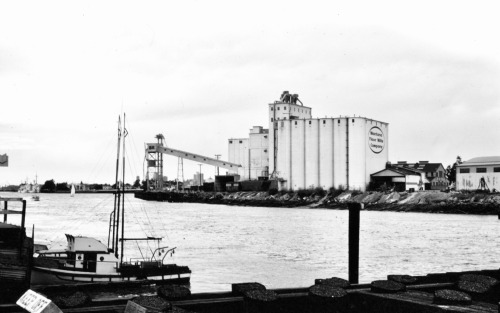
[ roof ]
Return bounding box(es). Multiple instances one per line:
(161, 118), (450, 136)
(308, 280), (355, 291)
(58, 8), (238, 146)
(371, 166), (421, 177)
(459, 156), (500, 166)
(397, 162), (443, 172)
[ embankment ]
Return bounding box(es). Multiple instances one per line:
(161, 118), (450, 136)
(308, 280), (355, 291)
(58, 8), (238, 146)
(135, 190), (500, 215)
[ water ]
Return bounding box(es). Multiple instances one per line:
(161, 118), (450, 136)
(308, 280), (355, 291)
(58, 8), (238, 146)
(3, 192), (500, 293)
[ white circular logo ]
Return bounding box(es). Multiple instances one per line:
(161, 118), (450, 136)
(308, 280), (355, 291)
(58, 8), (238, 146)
(368, 126), (385, 154)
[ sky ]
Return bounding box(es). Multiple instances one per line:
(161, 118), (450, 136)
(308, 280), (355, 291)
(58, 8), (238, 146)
(1, 1), (499, 186)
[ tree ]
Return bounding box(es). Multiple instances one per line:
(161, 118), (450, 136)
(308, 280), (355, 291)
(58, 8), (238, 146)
(41, 179), (56, 192)
(446, 155), (462, 184)
(56, 182), (70, 192)
(132, 178), (141, 188)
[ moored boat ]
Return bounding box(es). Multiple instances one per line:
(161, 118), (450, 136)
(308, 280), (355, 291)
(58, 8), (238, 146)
(31, 114), (191, 286)
(31, 235), (190, 285)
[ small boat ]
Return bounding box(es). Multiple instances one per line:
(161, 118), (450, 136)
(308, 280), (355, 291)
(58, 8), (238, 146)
(70, 184), (75, 197)
(32, 195), (40, 201)
(31, 114), (191, 286)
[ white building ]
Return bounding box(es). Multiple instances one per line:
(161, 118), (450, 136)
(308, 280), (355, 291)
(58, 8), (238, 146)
(228, 92), (389, 191)
(456, 156), (500, 191)
(228, 126), (269, 180)
(193, 172), (204, 186)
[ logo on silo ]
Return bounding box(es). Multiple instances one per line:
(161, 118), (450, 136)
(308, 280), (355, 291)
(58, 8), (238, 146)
(368, 126), (385, 154)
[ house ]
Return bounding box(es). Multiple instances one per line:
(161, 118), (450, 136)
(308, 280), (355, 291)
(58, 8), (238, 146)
(396, 161), (447, 190)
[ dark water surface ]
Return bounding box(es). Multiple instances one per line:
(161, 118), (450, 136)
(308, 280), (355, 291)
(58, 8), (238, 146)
(5, 192), (499, 293)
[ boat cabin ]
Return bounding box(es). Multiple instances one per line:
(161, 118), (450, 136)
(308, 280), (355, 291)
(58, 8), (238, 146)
(37, 234), (119, 273)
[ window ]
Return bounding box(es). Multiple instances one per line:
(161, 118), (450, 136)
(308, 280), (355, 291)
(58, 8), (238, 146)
(338, 120), (340, 124)
(323, 120), (326, 124)
(239, 140), (243, 144)
(284, 106), (287, 110)
(309, 121), (312, 125)
(459, 168), (470, 173)
(271, 118), (273, 122)
(494, 167), (500, 173)
(277, 107), (280, 110)
(264, 135), (267, 138)
(476, 168), (487, 173)
(271, 107), (273, 111)
(283, 117), (286, 120)
(229, 140), (233, 144)
(295, 121), (297, 125)
(352, 119), (355, 122)
(264, 149), (267, 153)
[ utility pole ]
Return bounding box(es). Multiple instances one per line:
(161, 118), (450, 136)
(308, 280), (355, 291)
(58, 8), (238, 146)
(198, 164), (202, 191)
(215, 154), (221, 176)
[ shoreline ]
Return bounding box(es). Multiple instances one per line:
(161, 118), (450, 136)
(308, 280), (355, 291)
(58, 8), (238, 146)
(135, 190), (500, 215)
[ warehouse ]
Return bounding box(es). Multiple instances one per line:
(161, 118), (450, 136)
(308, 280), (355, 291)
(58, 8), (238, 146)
(456, 156), (500, 191)
(228, 92), (389, 191)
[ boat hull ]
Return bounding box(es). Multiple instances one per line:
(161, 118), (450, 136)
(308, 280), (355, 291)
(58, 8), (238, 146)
(31, 266), (191, 286)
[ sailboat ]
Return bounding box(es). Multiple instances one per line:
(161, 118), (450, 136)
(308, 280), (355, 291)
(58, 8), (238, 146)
(31, 114), (191, 286)
(70, 184), (75, 197)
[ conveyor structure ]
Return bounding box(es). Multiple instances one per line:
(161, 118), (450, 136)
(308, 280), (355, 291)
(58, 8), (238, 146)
(145, 141), (241, 191)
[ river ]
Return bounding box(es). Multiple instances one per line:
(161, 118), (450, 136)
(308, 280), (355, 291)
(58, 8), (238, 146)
(3, 192), (499, 293)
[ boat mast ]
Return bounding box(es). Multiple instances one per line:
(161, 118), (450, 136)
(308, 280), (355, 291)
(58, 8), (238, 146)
(120, 113), (128, 264)
(109, 116), (121, 257)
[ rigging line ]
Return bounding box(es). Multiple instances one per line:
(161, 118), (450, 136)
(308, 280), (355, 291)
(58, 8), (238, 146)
(123, 119), (143, 164)
(125, 196), (153, 237)
(125, 150), (139, 188)
(135, 240), (146, 261)
(125, 197), (155, 237)
(86, 135), (115, 183)
(155, 205), (170, 241)
(138, 199), (158, 238)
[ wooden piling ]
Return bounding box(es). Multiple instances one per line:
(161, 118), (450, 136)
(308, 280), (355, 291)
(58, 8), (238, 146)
(348, 202), (362, 284)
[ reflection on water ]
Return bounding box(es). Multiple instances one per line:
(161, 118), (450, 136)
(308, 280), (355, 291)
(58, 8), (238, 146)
(5, 192), (499, 293)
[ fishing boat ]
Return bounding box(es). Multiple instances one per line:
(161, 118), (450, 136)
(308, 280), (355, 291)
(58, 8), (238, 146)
(31, 114), (191, 286)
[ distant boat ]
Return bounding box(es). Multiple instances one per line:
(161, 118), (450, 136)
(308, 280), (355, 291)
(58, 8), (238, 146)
(70, 184), (75, 197)
(31, 114), (191, 286)
(32, 195), (40, 201)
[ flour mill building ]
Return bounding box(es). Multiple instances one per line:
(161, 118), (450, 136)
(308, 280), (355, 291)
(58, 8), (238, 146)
(228, 91), (389, 191)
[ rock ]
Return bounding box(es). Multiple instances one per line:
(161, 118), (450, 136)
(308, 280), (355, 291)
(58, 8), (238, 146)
(52, 291), (91, 308)
(232, 282), (266, 296)
(131, 296), (171, 312)
(314, 277), (350, 288)
(309, 284), (347, 298)
(157, 285), (191, 300)
(387, 275), (418, 285)
(243, 289), (277, 302)
(434, 289), (472, 305)
(459, 274), (498, 287)
(457, 280), (491, 294)
(370, 280), (406, 293)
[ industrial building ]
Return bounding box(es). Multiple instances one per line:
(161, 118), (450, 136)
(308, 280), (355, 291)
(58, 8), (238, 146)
(371, 164), (424, 191)
(228, 91), (389, 191)
(456, 156), (500, 191)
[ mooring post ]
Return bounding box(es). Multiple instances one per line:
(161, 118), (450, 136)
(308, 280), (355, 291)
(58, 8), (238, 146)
(348, 202), (362, 284)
